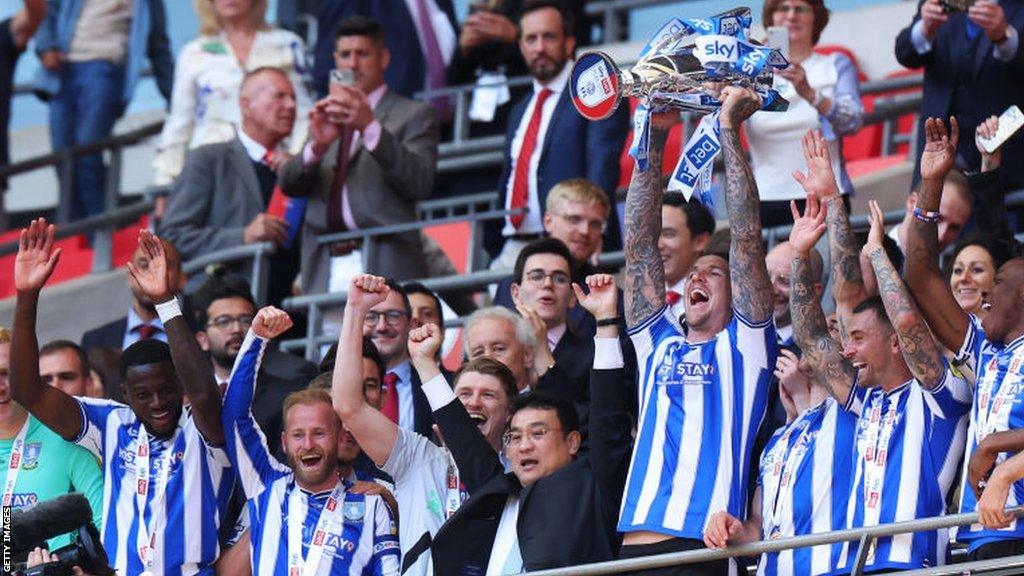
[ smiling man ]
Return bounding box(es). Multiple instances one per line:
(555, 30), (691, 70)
(11, 224), (233, 575)
(333, 274), (518, 576)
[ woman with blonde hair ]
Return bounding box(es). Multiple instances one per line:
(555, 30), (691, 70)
(152, 0), (313, 186)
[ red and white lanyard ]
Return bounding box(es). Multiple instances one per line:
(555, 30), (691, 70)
(2, 418), (30, 507)
(134, 424), (178, 576)
(288, 479), (346, 576)
(445, 449), (465, 519)
(976, 355), (1023, 441)
(762, 407), (817, 538)
(861, 392), (899, 518)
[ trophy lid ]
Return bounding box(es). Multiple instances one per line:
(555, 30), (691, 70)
(570, 52), (623, 121)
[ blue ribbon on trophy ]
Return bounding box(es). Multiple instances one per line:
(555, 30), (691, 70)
(570, 7), (790, 209)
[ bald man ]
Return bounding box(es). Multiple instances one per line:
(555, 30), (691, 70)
(765, 241), (824, 347)
(161, 66), (302, 305)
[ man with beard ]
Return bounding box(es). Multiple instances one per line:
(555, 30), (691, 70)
(906, 117), (1024, 561)
(484, 0), (628, 269)
(11, 224), (233, 575)
(224, 306), (400, 575)
(192, 273), (317, 461)
(80, 237), (185, 351)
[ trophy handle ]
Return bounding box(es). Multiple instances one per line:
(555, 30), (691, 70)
(570, 51), (631, 121)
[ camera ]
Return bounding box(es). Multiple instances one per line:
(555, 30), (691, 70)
(9, 524), (114, 576)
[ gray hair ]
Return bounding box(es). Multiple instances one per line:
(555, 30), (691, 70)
(463, 306), (536, 356)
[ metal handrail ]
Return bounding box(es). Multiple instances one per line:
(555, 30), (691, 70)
(181, 241), (277, 305)
(522, 508), (1024, 575)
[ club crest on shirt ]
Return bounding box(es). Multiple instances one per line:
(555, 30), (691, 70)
(21, 442), (41, 470)
(343, 500), (365, 522)
(654, 341), (714, 386)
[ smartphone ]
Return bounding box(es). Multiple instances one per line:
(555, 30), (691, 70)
(468, 0), (502, 14)
(329, 68), (355, 96)
(767, 26), (790, 60)
(978, 105), (1024, 154)
(940, 0), (976, 13)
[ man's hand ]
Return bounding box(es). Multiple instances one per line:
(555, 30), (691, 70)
(408, 323), (444, 365)
(514, 297), (556, 377)
(920, 116), (959, 183)
(861, 200), (886, 260)
(969, 0), (1010, 43)
(775, 349), (812, 421)
(718, 86), (762, 131)
(463, 11), (517, 44)
(333, 85), (375, 131)
(792, 129), (840, 202)
(243, 213), (288, 245)
(920, 0), (949, 40)
(309, 97), (344, 156)
(788, 196), (827, 255)
(349, 480), (400, 523)
(348, 274), (389, 312)
(572, 274), (618, 320)
(252, 306), (293, 340)
(703, 511), (743, 549)
(14, 218), (61, 293)
(40, 49), (63, 71)
(125, 230), (175, 304)
(976, 114), (1002, 171)
(970, 439), (999, 499)
(978, 467), (1014, 529)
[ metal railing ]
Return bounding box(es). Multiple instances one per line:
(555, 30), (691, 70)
(521, 507), (1024, 576)
(181, 241), (277, 306)
(584, 0), (681, 43)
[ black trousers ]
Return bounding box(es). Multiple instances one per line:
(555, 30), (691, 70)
(618, 538), (731, 576)
(969, 538), (1024, 561)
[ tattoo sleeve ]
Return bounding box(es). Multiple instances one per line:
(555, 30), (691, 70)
(720, 129), (773, 322)
(825, 196), (866, 305)
(868, 246), (946, 388)
(624, 125), (669, 327)
(791, 254), (855, 405)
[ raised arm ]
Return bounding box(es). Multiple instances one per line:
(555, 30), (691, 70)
(789, 200), (856, 405)
(127, 230), (225, 444)
(10, 219), (82, 440)
(793, 130), (866, 330)
(719, 87), (773, 323)
(903, 118), (971, 351)
(331, 275), (399, 467)
(862, 200), (946, 388)
(623, 110), (671, 326)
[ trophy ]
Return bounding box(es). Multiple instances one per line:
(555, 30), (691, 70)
(570, 7), (791, 208)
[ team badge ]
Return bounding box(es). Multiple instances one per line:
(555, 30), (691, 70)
(343, 501), (365, 522)
(21, 442), (41, 470)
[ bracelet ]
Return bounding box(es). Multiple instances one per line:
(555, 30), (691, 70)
(155, 297), (182, 323)
(912, 206), (941, 224)
(596, 316), (622, 327)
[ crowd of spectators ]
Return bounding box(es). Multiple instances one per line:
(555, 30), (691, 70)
(3, 0), (1024, 575)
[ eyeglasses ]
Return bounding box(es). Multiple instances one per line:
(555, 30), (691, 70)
(364, 310), (409, 326)
(207, 315), (254, 331)
(524, 270), (571, 287)
(502, 426), (563, 447)
(774, 4), (812, 14)
(554, 213), (607, 233)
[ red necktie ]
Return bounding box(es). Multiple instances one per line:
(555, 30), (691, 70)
(327, 128), (355, 232)
(666, 290), (682, 306)
(509, 88), (553, 229)
(136, 324), (158, 340)
(382, 372), (400, 424)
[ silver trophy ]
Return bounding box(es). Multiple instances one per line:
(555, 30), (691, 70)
(570, 7), (789, 120)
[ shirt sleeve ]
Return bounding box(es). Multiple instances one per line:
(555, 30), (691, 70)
(824, 54), (864, 136)
(843, 380), (869, 416)
(993, 25), (1020, 62)
(66, 443), (105, 532)
(910, 19), (933, 54)
(221, 331), (289, 499)
(955, 315), (985, 377)
(370, 494), (402, 576)
(381, 427), (448, 487)
(923, 364), (973, 419)
(72, 397), (123, 460)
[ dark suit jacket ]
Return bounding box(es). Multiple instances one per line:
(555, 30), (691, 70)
(312, 0), (458, 98)
(895, 0), (1024, 188)
(81, 317), (127, 352)
(485, 88), (629, 257)
(431, 366), (632, 573)
(278, 89), (440, 294)
(407, 367), (437, 439)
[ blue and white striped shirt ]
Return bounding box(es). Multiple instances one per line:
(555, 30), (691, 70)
(73, 398), (234, 576)
(757, 397), (857, 576)
(836, 368), (970, 573)
(622, 306), (776, 538)
(954, 316), (1024, 549)
(224, 332), (401, 576)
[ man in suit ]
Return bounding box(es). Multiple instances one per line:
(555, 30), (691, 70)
(312, 0), (458, 99)
(80, 238), (185, 351)
(485, 0), (629, 268)
(431, 274), (632, 572)
(895, 0), (1024, 189)
(160, 67), (302, 306)
(279, 16), (440, 294)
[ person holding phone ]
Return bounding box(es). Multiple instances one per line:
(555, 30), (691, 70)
(746, 0), (864, 229)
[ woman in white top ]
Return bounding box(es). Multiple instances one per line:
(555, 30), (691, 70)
(746, 0), (864, 228)
(151, 0), (313, 186)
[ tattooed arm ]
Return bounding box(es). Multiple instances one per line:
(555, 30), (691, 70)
(623, 112), (672, 327)
(719, 87), (773, 323)
(863, 200), (946, 388)
(904, 118), (970, 352)
(789, 197), (856, 405)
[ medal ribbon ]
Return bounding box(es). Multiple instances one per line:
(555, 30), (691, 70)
(287, 479), (346, 576)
